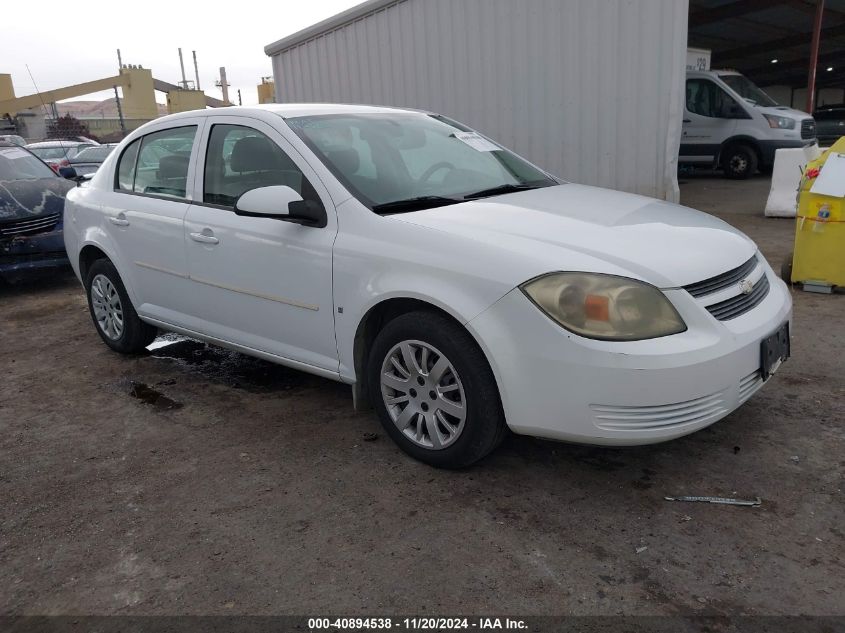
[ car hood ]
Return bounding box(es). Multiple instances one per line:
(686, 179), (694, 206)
(756, 104), (811, 120)
(0, 177), (73, 221)
(392, 184), (757, 288)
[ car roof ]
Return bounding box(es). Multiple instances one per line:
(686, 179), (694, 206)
(151, 103), (432, 124)
(25, 140), (86, 148)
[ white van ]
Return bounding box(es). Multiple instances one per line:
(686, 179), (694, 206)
(681, 70), (816, 178)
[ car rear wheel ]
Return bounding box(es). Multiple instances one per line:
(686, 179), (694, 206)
(85, 259), (157, 354)
(722, 144), (758, 179)
(367, 310), (507, 468)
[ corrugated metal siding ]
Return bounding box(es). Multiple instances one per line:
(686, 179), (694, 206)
(270, 0), (688, 201)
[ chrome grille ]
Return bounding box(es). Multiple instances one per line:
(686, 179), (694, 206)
(683, 255), (759, 298)
(705, 274), (770, 321)
(801, 118), (816, 140)
(0, 213), (61, 237)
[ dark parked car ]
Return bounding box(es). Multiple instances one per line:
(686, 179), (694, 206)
(24, 140), (97, 172)
(814, 104), (845, 146)
(0, 142), (73, 282)
(67, 143), (118, 176)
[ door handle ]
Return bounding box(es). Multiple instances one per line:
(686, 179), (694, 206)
(683, 119), (692, 123)
(189, 230), (219, 245)
(108, 213), (129, 227)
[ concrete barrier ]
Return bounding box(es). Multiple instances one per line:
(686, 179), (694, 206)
(765, 144), (823, 217)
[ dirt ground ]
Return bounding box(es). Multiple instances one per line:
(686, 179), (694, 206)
(1, 174), (843, 617)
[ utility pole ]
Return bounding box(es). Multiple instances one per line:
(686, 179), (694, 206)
(192, 51), (201, 90)
(113, 85), (126, 137)
(806, 0), (825, 113)
(237, 89), (242, 106)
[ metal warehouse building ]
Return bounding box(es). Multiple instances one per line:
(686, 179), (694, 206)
(265, 0), (689, 202)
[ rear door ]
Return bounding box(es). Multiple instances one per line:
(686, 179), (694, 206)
(681, 78), (738, 163)
(182, 115), (339, 373)
(102, 121), (203, 321)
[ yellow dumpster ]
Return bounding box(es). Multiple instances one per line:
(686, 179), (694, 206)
(788, 137), (845, 292)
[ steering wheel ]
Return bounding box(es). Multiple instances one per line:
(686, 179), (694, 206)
(418, 161), (455, 186)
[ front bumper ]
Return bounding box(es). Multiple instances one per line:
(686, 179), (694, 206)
(0, 227), (69, 282)
(466, 262), (792, 445)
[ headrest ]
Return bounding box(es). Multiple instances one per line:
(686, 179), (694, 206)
(230, 136), (285, 173)
(326, 148), (359, 175)
(158, 154), (189, 180)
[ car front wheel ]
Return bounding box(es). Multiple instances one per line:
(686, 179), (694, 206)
(368, 311), (507, 468)
(85, 258), (157, 353)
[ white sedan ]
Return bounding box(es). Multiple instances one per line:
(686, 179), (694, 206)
(64, 104), (792, 468)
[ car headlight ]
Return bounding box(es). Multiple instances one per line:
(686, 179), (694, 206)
(764, 114), (796, 130)
(521, 273), (687, 341)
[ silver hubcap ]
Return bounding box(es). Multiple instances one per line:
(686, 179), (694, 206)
(91, 274), (124, 340)
(380, 340), (467, 450)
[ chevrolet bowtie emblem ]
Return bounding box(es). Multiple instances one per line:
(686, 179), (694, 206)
(739, 278), (755, 295)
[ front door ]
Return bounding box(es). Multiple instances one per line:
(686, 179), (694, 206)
(183, 117), (339, 374)
(681, 78), (738, 163)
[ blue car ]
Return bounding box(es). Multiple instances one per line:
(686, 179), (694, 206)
(0, 142), (74, 282)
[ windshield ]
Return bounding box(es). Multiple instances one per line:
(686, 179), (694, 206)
(73, 146), (114, 161)
(287, 113), (556, 211)
(719, 74), (778, 107)
(0, 146), (57, 180)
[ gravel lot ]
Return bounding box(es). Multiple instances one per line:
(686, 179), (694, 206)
(1, 175), (843, 617)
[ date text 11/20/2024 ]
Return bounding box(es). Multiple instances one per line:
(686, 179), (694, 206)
(307, 617), (528, 630)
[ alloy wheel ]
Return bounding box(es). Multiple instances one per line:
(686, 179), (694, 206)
(379, 340), (467, 450)
(91, 274), (124, 340)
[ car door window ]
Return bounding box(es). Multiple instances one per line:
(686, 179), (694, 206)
(115, 137), (141, 191)
(686, 79), (739, 118)
(203, 124), (319, 208)
(130, 126), (197, 199)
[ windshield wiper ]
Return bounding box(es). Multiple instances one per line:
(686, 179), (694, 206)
(372, 196), (462, 215)
(463, 183), (543, 200)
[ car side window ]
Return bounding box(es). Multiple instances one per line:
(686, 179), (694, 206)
(121, 126), (197, 199)
(686, 79), (741, 119)
(116, 138), (141, 191)
(203, 124), (319, 208)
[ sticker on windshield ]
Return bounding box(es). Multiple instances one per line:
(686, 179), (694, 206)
(452, 132), (500, 152)
(0, 147), (31, 160)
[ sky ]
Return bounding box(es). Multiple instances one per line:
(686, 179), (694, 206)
(1, 0), (361, 107)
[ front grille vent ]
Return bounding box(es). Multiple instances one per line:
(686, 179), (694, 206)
(0, 213), (61, 237)
(683, 255), (758, 298)
(801, 118), (816, 139)
(704, 275), (770, 321)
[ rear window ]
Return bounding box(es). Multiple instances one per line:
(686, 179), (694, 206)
(29, 147), (71, 160)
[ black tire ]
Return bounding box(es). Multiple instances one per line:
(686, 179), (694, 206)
(85, 258), (157, 354)
(781, 253), (794, 284)
(721, 144), (758, 179)
(367, 310), (507, 469)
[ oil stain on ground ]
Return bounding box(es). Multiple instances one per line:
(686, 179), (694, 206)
(145, 334), (320, 393)
(128, 380), (183, 411)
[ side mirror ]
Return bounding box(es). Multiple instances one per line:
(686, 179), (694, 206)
(234, 185), (327, 228)
(58, 166), (78, 180)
